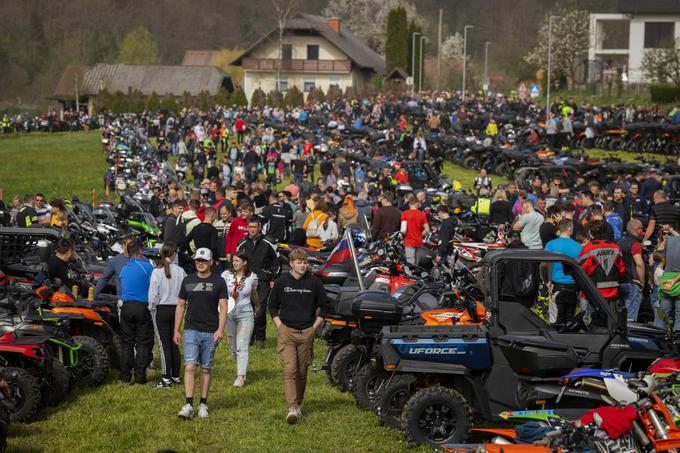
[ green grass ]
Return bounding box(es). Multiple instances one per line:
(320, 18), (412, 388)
(8, 324), (428, 453)
(0, 131), (107, 203)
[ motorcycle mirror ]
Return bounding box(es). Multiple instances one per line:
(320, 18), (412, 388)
(377, 249), (385, 257)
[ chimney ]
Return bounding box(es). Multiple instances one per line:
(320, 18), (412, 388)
(327, 18), (341, 34)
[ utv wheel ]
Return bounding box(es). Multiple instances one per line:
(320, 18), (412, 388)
(72, 336), (110, 387)
(401, 385), (472, 447)
(42, 360), (70, 407)
(493, 163), (509, 177)
(352, 362), (389, 411)
(330, 344), (366, 392)
(1, 367), (41, 423)
(108, 333), (123, 369)
(462, 156), (479, 169)
(376, 374), (417, 428)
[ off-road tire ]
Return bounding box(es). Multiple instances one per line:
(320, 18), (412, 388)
(42, 360), (70, 407)
(375, 374), (417, 428)
(462, 156), (479, 169)
(401, 385), (472, 447)
(1, 367), (41, 423)
(352, 362), (389, 411)
(330, 344), (366, 392)
(72, 336), (110, 387)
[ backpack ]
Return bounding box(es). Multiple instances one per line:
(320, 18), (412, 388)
(306, 212), (324, 238)
(175, 216), (191, 254)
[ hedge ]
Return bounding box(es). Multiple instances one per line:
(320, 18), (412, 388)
(650, 84), (680, 103)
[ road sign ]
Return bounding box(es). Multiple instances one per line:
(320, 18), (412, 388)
(530, 84), (540, 98)
(518, 83), (528, 100)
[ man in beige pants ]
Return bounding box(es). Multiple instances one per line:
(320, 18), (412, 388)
(269, 248), (326, 424)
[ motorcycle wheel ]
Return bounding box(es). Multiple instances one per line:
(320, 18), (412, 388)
(352, 362), (389, 411)
(42, 360), (70, 407)
(1, 367), (41, 423)
(72, 336), (110, 387)
(401, 385), (471, 447)
(375, 374), (417, 428)
(462, 156), (479, 169)
(330, 344), (366, 392)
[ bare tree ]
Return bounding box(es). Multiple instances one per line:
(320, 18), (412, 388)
(271, 0), (299, 90)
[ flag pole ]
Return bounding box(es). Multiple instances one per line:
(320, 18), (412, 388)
(346, 229), (365, 291)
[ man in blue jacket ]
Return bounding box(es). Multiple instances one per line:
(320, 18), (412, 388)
(119, 238), (154, 385)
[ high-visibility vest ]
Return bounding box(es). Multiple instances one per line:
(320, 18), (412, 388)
(471, 198), (491, 215)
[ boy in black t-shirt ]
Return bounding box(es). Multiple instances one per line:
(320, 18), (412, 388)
(174, 248), (228, 420)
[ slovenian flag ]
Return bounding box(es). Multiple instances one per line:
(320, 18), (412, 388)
(321, 237), (352, 270)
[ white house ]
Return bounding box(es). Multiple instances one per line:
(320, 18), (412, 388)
(232, 13), (385, 102)
(589, 0), (680, 83)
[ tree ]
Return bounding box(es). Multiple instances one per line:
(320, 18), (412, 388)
(251, 88), (267, 108)
(230, 89), (248, 107)
(210, 48), (245, 88)
(323, 0), (425, 53)
(284, 86), (304, 107)
(385, 6), (408, 73)
(116, 26), (159, 65)
(441, 33), (464, 61)
(128, 89), (145, 113)
(179, 91), (194, 109)
(94, 88), (112, 113)
(271, 0), (299, 91)
(641, 38), (680, 87)
(406, 20), (422, 75)
(524, 7), (591, 89)
(267, 90), (284, 108)
(109, 90), (129, 114)
(195, 90), (212, 111)
(215, 87), (231, 106)
(327, 85), (343, 103)
(160, 93), (178, 112)
(146, 91), (161, 111)
(307, 86), (325, 103)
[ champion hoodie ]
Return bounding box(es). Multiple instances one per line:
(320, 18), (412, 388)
(269, 271), (327, 329)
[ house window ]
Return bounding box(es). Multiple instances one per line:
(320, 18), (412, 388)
(277, 78), (288, 92)
(307, 44), (319, 60)
(644, 22), (675, 48)
(304, 79), (316, 92)
(281, 44), (292, 60)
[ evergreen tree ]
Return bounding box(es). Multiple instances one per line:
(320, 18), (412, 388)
(230, 89), (248, 107)
(385, 6), (408, 73)
(284, 86), (304, 107)
(146, 91), (161, 111)
(160, 93), (178, 112)
(251, 88), (267, 108)
(267, 90), (284, 108)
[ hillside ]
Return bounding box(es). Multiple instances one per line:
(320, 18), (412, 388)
(0, 0), (616, 107)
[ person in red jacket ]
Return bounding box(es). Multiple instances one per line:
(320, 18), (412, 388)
(225, 201), (253, 260)
(235, 117), (246, 145)
(579, 220), (626, 304)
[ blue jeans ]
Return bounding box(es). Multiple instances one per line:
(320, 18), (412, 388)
(651, 285), (662, 327)
(183, 329), (218, 369)
(227, 304), (254, 376)
(619, 283), (641, 322)
(658, 293), (680, 332)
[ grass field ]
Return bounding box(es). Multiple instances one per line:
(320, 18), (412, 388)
(0, 131), (650, 452)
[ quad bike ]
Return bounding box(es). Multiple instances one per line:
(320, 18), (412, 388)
(373, 249), (679, 447)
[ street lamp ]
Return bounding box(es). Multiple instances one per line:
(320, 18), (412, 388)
(411, 32), (421, 94)
(462, 25), (473, 100)
(484, 41), (492, 92)
(546, 15), (561, 121)
(419, 35), (426, 92)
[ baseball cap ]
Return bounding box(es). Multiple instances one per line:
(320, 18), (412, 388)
(192, 248), (213, 261)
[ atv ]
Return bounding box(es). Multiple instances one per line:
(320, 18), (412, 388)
(374, 249), (678, 447)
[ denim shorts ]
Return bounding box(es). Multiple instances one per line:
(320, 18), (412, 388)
(183, 329), (218, 369)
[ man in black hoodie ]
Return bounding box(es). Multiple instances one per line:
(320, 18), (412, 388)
(269, 248), (326, 425)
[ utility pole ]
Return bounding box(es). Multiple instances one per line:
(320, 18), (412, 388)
(411, 32), (421, 94)
(484, 41), (492, 85)
(419, 36), (426, 92)
(462, 25), (473, 100)
(437, 9), (443, 91)
(75, 72), (80, 113)
(546, 15), (560, 121)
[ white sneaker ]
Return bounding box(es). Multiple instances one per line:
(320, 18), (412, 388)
(197, 403), (209, 419)
(286, 407), (298, 424)
(233, 375), (245, 388)
(177, 403), (193, 419)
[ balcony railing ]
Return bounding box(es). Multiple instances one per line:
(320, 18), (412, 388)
(242, 58), (352, 72)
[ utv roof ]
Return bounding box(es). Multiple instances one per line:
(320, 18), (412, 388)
(484, 249), (579, 266)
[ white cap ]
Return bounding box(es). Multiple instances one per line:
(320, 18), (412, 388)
(192, 248), (213, 261)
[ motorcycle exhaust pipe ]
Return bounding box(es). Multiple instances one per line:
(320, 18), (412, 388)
(631, 420), (652, 450)
(575, 378), (608, 392)
(649, 409), (669, 439)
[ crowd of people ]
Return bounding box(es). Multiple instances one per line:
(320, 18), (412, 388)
(3, 91), (680, 424)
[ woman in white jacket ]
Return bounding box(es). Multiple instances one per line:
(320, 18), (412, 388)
(148, 242), (186, 388)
